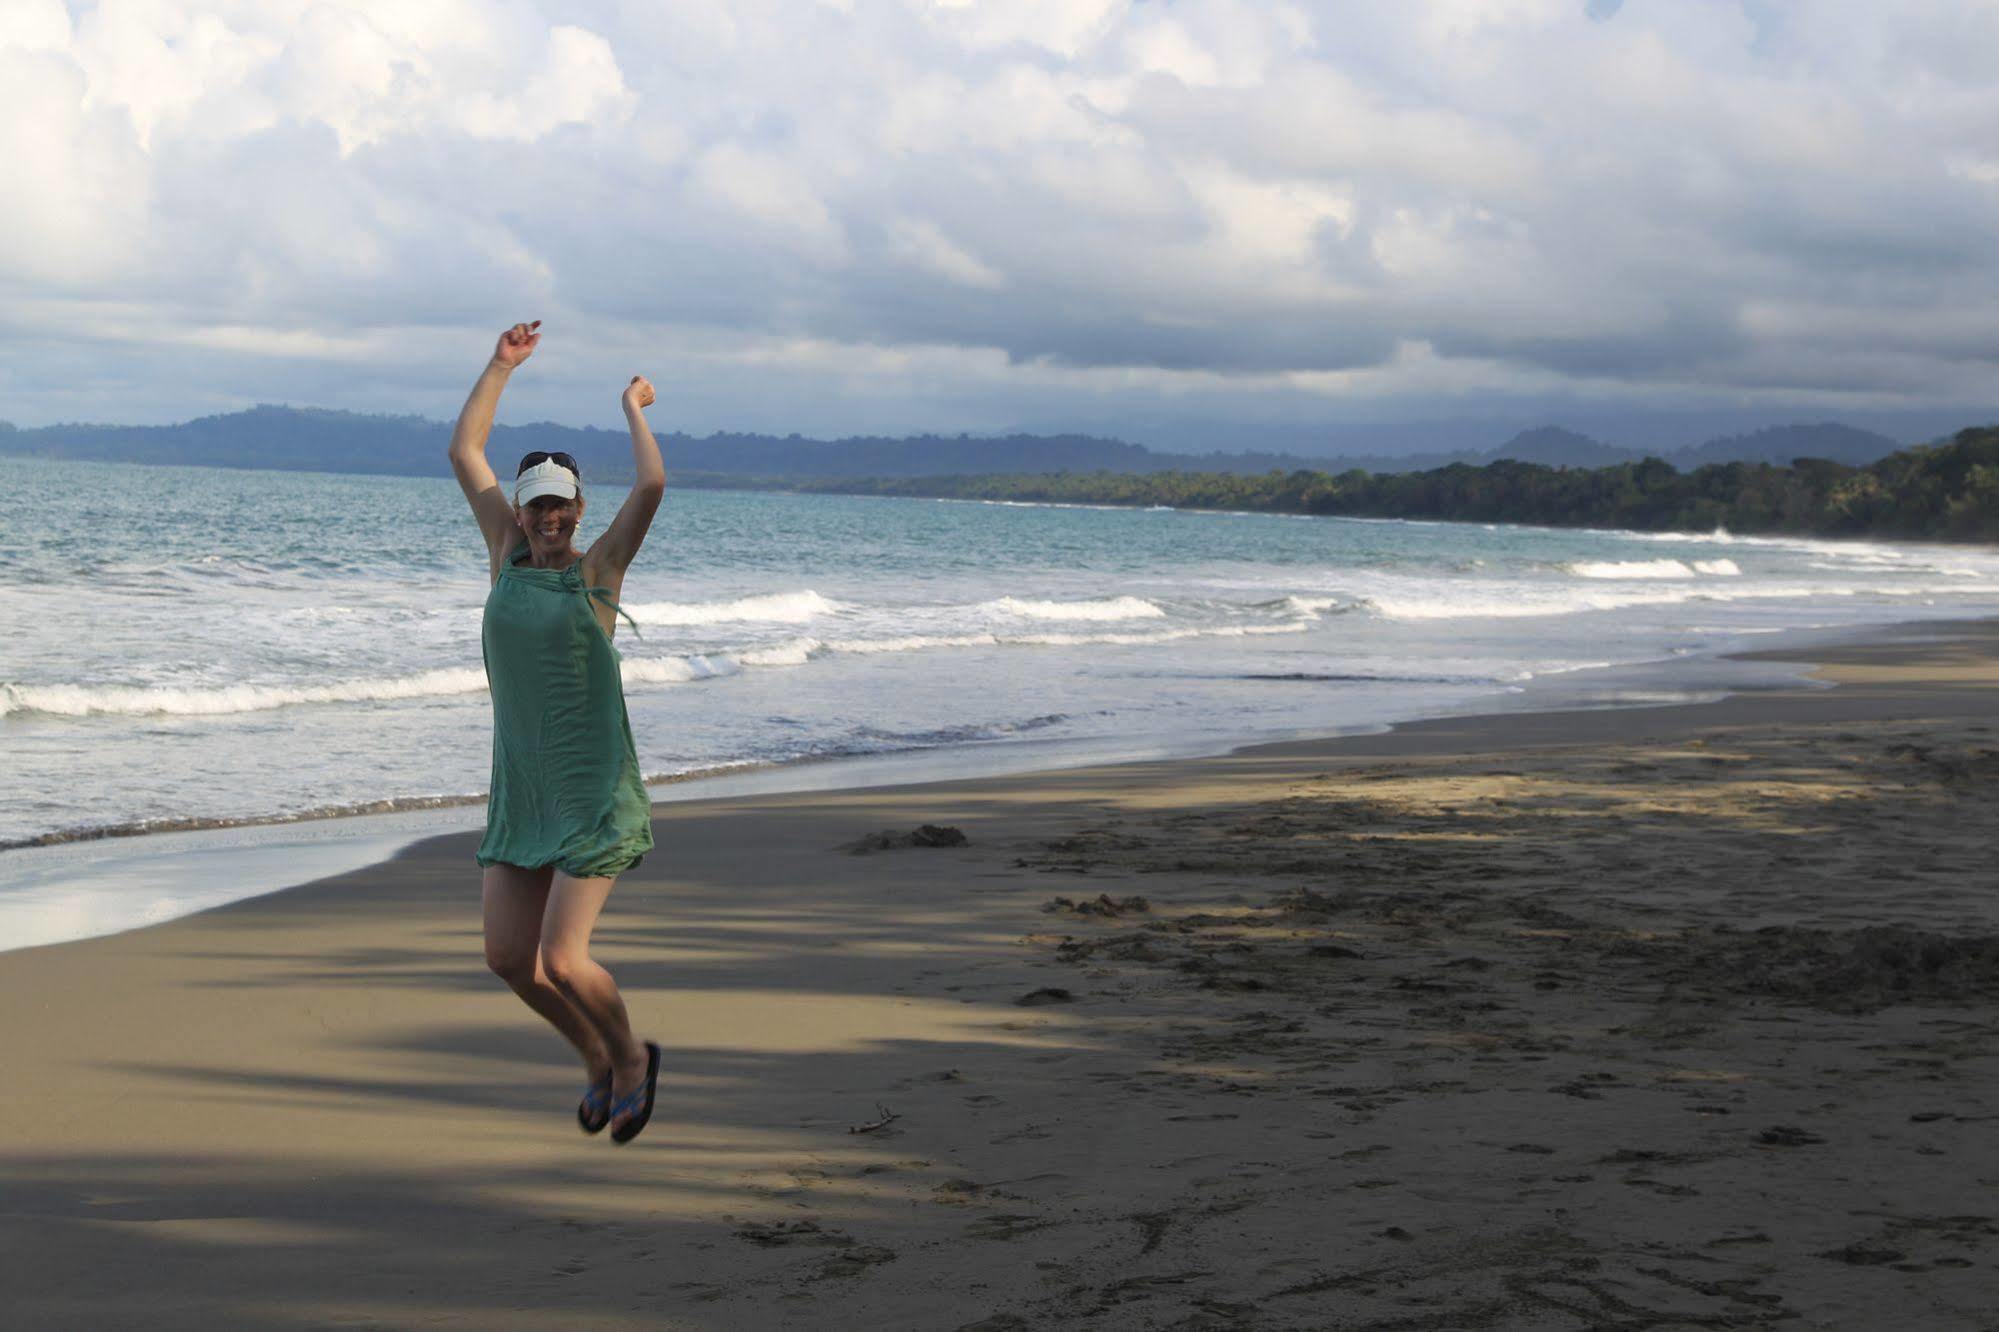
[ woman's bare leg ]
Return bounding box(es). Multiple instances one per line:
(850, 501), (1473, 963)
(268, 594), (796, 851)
(539, 872), (648, 1116)
(482, 864), (612, 1079)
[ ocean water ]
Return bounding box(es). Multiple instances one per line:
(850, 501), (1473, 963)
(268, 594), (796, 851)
(4, 458), (1999, 864)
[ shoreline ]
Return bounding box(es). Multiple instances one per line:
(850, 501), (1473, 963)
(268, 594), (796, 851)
(0, 620), (1808, 854)
(4, 618), (1998, 1326)
(0, 621), (1845, 956)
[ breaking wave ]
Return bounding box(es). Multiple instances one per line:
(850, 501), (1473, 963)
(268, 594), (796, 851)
(1566, 558), (1742, 579)
(983, 595), (1165, 621)
(0, 667), (493, 719)
(621, 590), (841, 626)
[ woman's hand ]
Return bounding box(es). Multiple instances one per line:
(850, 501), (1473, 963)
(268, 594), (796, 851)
(623, 375), (657, 413)
(491, 321), (542, 371)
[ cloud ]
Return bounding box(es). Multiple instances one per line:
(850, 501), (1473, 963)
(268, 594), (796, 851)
(5, 0), (1999, 439)
(887, 218), (1006, 290)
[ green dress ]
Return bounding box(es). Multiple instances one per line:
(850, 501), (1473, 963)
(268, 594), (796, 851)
(476, 542), (653, 878)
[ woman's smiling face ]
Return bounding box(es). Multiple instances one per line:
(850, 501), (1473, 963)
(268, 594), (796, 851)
(517, 493), (584, 553)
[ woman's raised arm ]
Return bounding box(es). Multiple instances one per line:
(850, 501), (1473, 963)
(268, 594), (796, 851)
(449, 321), (540, 565)
(587, 375), (668, 573)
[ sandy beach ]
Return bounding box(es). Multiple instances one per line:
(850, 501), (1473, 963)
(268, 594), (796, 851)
(5, 621), (1999, 1329)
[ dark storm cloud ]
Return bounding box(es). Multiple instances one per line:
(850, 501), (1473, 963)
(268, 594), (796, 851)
(1429, 303), (1750, 381)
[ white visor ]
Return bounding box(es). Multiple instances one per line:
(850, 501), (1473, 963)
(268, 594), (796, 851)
(514, 459), (580, 505)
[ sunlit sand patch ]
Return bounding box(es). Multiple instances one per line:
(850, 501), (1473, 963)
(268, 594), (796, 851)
(84, 1216), (353, 1247)
(642, 989), (1102, 1055)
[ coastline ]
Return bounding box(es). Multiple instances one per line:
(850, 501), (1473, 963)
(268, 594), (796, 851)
(0, 621), (1834, 956)
(4, 617), (1998, 1326)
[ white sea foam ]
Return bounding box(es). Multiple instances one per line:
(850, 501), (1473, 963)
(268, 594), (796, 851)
(0, 667), (493, 719)
(28, 554), (1946, 723)
(813, 621), (1308, 658)
(0, 653), (751, 718)
(984, 595), (1165, 621)
(622, 590), (840, 626)
(952, 498), (1133, 513)
(823, 632), (999, 655)
(1279, 595), (1356, 618)
(1363, 587), (1705, 621)
(1363, 578), (1999, 624)
(1638, 527), (1737, 545)
(620, 655), (735, 685)
(1568, 559), (1697, 579)
(733, 638), (825, 668)
(1566, 557), (1743, 580)
(1011, 624), (1308, 647)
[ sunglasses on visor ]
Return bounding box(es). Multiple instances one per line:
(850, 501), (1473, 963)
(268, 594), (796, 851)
(516, 450), (581, 478)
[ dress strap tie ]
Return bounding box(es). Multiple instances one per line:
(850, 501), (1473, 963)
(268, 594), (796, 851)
(586, 585), (642, 638)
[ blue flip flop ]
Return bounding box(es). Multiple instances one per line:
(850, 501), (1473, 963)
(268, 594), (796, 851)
(578, 1069), (614, 1135)
(609, 1041), (661, 1145)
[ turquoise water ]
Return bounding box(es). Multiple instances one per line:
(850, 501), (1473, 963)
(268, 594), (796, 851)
(4, 457), (1999, 855)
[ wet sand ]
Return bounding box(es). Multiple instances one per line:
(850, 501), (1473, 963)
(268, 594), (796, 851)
(4, 620), (1998, 1329)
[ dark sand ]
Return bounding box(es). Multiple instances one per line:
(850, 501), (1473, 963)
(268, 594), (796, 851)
(4, 620), (1998, 1329)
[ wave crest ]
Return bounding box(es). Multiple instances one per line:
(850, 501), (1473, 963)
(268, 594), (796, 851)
(622, 590), (841, 626)
(1, 653), (748, 719)
(1566, 558), (1744, 580)
(1566, 559), (1698, 579)
(734, 639), (826, 668)
(0, 667), (492, 719)
(1275, 595), (1359, 619)
(620, 655), (735, 685)
(984, 595), (1165, 621)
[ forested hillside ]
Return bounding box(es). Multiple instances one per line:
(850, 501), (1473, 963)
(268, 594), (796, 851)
(718, 428), (1999, 542)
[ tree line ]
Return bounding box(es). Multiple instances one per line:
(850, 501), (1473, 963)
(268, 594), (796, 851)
(677, 427), (1999, 542)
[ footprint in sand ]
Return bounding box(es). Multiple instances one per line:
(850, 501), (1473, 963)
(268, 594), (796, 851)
(914, 1068), (965, 1085)
(932, 1178), (988, 1205)
(735, 1219), (852, 1249)
(965, 1213), (1058, 1241)
(990, 1123), (1054, 1143)
(1818, 1244), (1906, 1265)
(808, 1246), (898, 1280)
(1756, 1124), (1827, 1146)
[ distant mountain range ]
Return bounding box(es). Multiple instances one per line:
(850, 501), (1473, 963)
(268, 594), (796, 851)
(0, 406), (1911, 480)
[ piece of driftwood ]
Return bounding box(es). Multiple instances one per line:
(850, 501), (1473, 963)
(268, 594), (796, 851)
(848, 1103), (901, 1134)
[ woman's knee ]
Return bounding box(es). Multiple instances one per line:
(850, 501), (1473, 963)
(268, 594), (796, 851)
(485, 939), (539, 988)
(539, 944), (589, 992)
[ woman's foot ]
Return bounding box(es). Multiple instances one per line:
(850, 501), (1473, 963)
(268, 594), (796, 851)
(577, 1065), (615, 1134)
(609, 1041), (662, 1145)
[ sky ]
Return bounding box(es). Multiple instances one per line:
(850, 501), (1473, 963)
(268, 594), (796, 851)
(6, 0), (1999, 450)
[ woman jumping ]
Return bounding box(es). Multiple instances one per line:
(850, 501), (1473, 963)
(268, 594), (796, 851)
(448, 320), (667, 1143)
